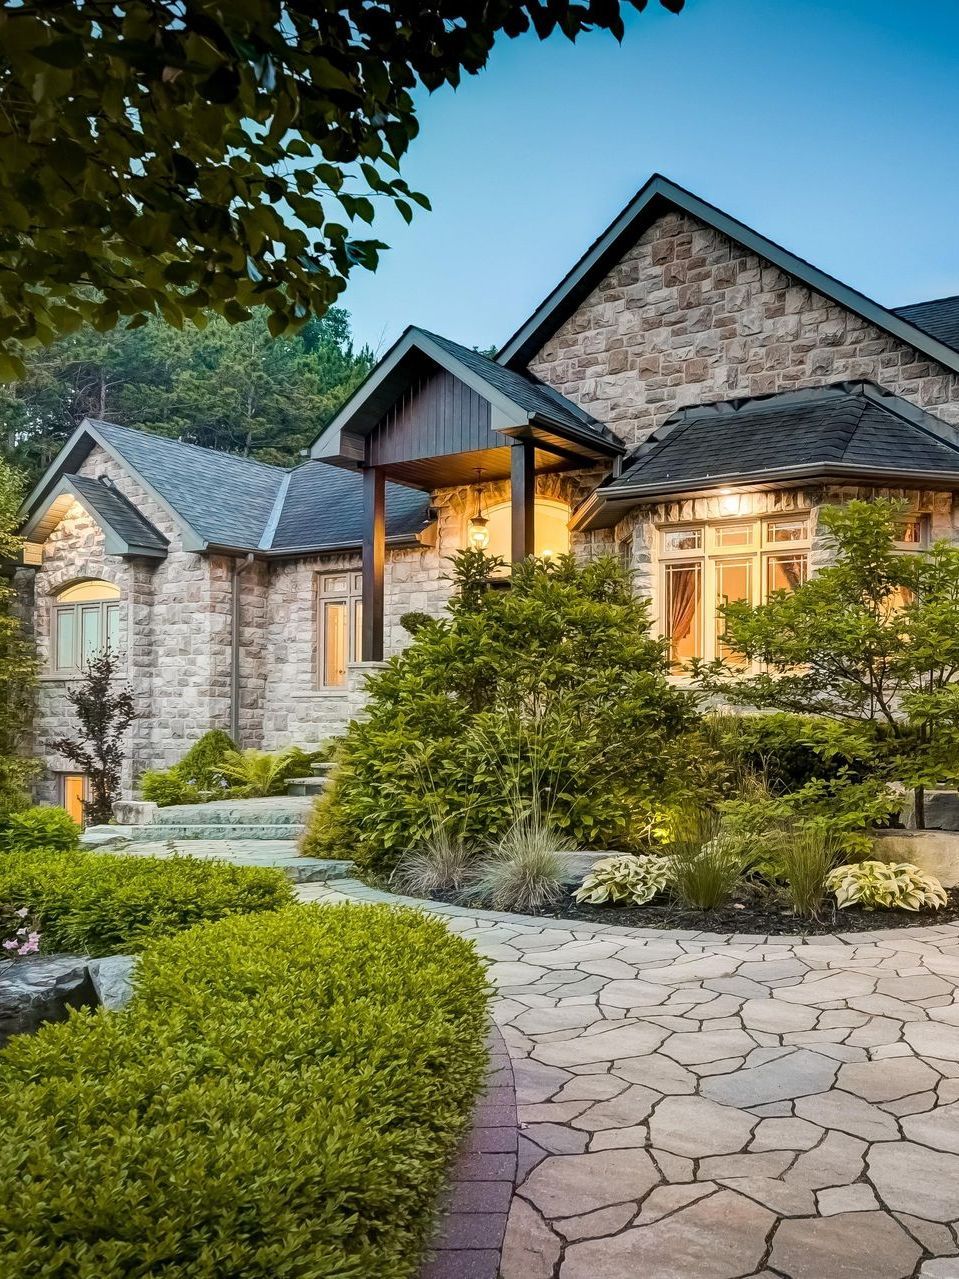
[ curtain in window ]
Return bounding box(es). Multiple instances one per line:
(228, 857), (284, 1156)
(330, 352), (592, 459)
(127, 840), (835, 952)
(666, 564), (701, 662)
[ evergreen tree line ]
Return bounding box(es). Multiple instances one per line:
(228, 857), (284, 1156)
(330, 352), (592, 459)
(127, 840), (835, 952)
(0, 308), (375, 482)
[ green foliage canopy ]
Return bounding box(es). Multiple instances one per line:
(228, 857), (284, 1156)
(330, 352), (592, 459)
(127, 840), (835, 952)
(0, 0), (682, 363)
(0, 456), (38, 814)
(0, 307), (373, 481)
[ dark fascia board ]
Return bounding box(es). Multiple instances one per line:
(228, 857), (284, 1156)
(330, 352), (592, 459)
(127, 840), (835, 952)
(310, 326), (536, 465)
(572, 461), (959, 531)
(496, 173), (959, 376)
(204, 531), (425, 560)
(21, 476), (168, 559)
(20, 419), (207, 552)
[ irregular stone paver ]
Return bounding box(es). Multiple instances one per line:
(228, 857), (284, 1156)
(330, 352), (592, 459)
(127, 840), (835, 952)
(300, 879), (959, 1278)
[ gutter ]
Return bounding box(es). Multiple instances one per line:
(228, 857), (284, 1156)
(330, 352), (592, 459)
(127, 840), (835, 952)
(231, 553), (254, 745)
(572, 462), (959, 530)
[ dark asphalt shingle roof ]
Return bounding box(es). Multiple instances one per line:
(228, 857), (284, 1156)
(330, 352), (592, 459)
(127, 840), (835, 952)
(67, 474), (169, 553)
(85, 419), (428, 552)
(415, 328), (614, 441)
(894, 296), (959, 354)
(607, 383), (959, 494)
(269, 462), (430, 550)
(90, 420), (285, 548)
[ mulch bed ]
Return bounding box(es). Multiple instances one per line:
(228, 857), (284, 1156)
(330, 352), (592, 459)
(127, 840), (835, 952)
(433, 882), (959, 936)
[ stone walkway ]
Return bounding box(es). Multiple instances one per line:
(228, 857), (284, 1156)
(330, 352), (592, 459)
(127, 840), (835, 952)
(297, 879), (959, 1279)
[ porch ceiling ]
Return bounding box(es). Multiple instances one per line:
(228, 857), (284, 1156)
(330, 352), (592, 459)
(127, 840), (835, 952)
(375, 444), (581, 492)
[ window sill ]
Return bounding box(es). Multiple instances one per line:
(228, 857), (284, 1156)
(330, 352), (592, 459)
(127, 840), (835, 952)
(294, 689), (350, 700)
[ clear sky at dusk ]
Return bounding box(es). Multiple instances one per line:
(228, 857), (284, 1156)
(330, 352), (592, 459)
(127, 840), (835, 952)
(339, 0), (959, 357)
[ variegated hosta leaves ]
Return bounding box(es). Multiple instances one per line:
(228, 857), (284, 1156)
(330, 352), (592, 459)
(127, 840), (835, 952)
(574, 854), (670, 906)
(826, 860), (948, 912)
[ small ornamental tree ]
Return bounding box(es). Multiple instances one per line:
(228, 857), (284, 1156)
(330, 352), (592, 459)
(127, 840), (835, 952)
(306, 550), (696, 869)
(699, 499), (959, 829)
(49, 650), (135, 825)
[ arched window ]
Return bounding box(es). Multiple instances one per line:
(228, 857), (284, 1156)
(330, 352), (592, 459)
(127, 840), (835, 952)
(52, 580), (121, 675)
(483, 497), (571, 562)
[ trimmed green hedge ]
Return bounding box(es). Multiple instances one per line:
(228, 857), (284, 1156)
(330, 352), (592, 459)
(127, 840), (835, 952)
(0, 905), (490, 1278)
(0, 850), (294, 956)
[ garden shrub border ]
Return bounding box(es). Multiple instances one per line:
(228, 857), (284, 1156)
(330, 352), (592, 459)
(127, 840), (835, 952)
(0, 904), (491, 1279)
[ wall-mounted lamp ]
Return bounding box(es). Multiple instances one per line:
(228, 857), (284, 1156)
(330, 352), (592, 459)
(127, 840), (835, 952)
(719, 490), (743, 517)
(467, 469), (490, 550)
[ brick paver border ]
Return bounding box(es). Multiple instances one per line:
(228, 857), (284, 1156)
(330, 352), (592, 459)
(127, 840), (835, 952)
(420, 1025), (518, 1279)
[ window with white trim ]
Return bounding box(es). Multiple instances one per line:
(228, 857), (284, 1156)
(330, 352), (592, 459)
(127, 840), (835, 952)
(659, 517), (812, 668)
(51, 580), (121, 675)
(316, 572), (362, 689)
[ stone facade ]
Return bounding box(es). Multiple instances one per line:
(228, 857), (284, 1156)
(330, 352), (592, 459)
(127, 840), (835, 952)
(529, 209), (959, 450)
(20, 202), (959, 802)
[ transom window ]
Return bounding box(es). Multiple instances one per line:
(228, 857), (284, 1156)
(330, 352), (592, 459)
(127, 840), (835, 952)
(317, 572), (362, 689)
(483, 498), (571, 562)
(660, 517), (812, 669)
(52, 580), (120, 675)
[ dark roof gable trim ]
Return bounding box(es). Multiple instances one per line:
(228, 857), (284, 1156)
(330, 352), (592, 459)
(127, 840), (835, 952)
(496, 174), (959, 377)
(21, 474), (169, 559)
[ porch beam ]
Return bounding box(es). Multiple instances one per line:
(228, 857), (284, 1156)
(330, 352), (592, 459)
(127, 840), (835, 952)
(361, 465), (385, 661)
(510, 438), (536, 561)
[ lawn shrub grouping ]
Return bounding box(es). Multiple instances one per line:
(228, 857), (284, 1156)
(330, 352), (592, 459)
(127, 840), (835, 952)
(141, 731), (331, 805)
(0, 904), (490, 1279)
(0, 805), (81, 853)
(0, 850), (294, 956)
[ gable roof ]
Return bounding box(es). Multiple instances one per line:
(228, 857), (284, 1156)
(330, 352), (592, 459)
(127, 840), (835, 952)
(311, 325), (623, 466)
(573, 381), (959, 530)
(497, 174), (959, 378)
(22, 473), (169, 558)
(894, 295), (959, 353)
(21, 420), (431, 557)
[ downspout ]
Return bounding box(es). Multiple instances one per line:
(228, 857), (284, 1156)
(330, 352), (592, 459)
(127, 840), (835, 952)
(231, 554), (254, 745)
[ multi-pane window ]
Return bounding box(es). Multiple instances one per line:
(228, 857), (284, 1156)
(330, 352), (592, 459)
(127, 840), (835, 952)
(52, 580), (120, 675)
(317, 572), (362, 689)
(660, 517), (812, 668)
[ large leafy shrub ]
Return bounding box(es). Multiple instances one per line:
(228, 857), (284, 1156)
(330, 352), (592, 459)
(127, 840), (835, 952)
(0, 904), (489, 1278)
(0, 806), (80, 853)
(140, 729), (238, 806)
(0, 850), (293, 955)
(305, 551), (695, 870)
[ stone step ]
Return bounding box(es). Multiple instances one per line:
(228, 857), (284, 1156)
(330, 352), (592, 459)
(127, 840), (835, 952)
(94, 839), (355, 884)
(286, 776), (329, 797)
(148, 796), (313, 828)
(121, 823), (308, 843)
(311, 761), (335, 776)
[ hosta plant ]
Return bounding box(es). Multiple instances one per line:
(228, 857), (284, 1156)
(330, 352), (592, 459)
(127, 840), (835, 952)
(826, 860), (948, 912)
(574, 854), (670, 906)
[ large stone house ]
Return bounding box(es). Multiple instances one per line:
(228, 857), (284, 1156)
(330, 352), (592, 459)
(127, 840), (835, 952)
(17, 174), (959, 819)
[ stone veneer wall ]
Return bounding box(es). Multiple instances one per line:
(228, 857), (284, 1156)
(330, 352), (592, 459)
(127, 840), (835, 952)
(528, 209), (959, 450)
(25, 446), (237, 802)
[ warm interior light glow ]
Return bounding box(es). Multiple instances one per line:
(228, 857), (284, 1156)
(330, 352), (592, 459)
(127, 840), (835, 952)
(467, 515), (490, 550)
(484, 498), (571, 562)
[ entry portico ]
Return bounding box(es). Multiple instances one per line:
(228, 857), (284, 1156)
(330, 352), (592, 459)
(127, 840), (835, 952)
(311, 326), (625, 659)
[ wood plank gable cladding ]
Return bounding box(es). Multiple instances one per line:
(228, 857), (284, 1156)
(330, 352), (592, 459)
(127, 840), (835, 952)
(369, 368), (500, 467)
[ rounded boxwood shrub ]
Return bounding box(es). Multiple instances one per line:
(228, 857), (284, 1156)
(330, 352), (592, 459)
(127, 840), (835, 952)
(0, 904), (490, 1278)
(0, 805), (81, 853)
(0, 850), (294, 955)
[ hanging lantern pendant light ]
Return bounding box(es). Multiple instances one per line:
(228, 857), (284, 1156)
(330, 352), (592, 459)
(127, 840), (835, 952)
(467, 468), (490, 550)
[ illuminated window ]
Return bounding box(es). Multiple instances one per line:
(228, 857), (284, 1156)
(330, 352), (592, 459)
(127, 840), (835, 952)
(52, 580), (120, 674)
(659, 517), (812, 669)
(483, 498), (571, 562)
(317, 572), (362, 689)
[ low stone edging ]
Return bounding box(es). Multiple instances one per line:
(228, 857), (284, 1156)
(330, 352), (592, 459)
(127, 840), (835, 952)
(420, 1024), (518, 1279)
(311, 878), (959, 949)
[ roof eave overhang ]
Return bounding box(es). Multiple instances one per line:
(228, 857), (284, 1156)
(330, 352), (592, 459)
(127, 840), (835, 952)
(21, 477), (168, 560)
(572, 462), (959, 531)
(201, 531), (425, 560)
(496, 174), (959, 377)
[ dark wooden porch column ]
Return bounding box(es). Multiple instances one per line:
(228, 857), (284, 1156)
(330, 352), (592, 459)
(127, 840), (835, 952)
(361, 465), (385, 661)
(510, 438), (535, 562)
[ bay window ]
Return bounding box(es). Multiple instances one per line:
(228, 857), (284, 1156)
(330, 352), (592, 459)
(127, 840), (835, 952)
(660, 516), (812, 668)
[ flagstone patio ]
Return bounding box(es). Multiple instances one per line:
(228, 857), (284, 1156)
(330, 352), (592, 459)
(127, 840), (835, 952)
(298, 879), (959, 1278)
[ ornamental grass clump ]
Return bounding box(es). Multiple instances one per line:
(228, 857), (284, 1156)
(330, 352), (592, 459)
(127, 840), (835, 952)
(826, 860), (948, 912)
(774, 821), (843, 919)
(0, 849), (293, 956)
(471, 811), (568, 914)
(574, 854), (671, 906)
(667, 804), (746, 911)
(0, 904), (490, 1279)
(391, 820), (476, 896)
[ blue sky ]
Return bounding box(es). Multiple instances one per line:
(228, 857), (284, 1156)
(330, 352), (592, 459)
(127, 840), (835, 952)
(339, 0), (959, 356)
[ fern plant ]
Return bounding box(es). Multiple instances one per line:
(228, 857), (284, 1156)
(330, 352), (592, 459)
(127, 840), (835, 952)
(213, 748), (304, 799)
